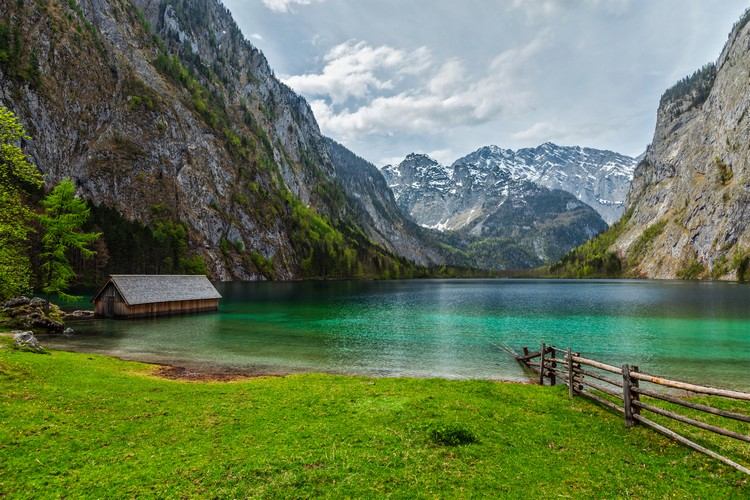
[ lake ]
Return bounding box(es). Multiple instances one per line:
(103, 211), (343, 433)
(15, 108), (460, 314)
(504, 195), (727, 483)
(44, 279), (750, 388)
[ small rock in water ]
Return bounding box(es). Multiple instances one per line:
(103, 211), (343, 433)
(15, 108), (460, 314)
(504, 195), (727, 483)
(63, 327), (75, 336)
(12, 331), (47, 354)
(65, 310), (95, 320)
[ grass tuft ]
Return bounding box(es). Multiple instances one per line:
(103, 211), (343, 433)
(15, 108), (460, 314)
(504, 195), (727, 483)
(428, 423), (479, 446)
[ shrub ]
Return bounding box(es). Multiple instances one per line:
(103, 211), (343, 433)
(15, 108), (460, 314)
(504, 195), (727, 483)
(711, 254), (730, 279)
(732, 248), (750, 282)
(677, 257), (706, 280)
(249, 251), (274, 278)
(428, 423), (479, 447)
(714, 157), (733, 185)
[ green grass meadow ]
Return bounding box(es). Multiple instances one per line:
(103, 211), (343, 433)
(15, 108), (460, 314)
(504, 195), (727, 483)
(1, 338), (748, 498)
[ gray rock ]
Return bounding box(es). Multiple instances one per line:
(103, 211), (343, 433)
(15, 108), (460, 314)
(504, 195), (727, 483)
(65, 310), (96, 320)
(12, 331), (46, 354)
(3, 296), (30, 308)
(63, 327), (75, 336)
(29, 297), (48, 308)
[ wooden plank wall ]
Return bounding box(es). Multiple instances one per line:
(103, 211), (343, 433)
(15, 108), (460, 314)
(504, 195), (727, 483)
(118, 299), (219, 318)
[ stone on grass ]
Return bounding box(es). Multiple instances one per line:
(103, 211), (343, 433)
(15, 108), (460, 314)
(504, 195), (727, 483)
(12, 331), (47, 354)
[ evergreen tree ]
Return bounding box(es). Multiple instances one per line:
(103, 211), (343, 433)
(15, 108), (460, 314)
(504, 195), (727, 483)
(39, 179), (101, 300)
(0, 106), (43, 300)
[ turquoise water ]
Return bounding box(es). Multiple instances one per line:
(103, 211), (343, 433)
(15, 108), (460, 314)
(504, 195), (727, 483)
(45, 280), (750, 388)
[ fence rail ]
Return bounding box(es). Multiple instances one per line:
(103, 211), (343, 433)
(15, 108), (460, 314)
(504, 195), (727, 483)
(512, 343), (750, 475)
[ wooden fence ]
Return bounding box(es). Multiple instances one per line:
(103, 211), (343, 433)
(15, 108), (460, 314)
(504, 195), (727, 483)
(512, 343), (750, 475)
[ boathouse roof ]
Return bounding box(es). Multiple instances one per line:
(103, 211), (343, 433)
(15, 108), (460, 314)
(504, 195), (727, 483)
(93, 275), (222, 306)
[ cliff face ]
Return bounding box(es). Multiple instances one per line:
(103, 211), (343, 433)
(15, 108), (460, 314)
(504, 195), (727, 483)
(324, 139), (445, 266)
(613, 14), (750, 280)
(0, 0), (441, 280)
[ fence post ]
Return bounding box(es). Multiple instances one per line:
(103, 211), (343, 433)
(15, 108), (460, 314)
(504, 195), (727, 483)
(623, 364), (635, 427)
(549, 347), (557, 386)
(567, 347), (575, 397)
(539, 342), (546, 385)
(631, 365), (640, 422)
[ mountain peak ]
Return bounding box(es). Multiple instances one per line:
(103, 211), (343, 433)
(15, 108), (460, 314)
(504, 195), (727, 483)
(403, 152), (438, 163)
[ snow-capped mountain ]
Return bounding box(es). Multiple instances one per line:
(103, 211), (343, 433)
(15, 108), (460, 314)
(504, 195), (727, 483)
(382, 143), (637, 228)
(381, 145), (614, 267)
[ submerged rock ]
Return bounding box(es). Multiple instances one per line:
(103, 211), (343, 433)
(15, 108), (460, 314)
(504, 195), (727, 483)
(12, 331), (46, 354)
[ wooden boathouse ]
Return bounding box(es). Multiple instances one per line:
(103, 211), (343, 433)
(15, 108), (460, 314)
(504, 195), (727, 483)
(93, 275), (222, 319)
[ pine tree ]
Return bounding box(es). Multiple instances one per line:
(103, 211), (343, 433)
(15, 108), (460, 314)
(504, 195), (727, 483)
(39, 179), (101, 300)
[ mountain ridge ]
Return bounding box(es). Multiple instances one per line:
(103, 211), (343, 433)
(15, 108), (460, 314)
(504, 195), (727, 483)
(0, 0), (451, 282)
(382, 144), (612, 268)
(383, 143), (636, 227)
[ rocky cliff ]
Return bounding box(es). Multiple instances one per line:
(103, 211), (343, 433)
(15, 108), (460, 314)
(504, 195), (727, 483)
(608, 12), (750, 280)
(0, 0), (442, 280)
(324, 139), (446, 266)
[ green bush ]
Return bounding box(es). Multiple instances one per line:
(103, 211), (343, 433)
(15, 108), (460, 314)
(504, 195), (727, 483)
(714, 157), (733, 185)
(677, 257), (706, 280)
(732, 248), (750, 282)
(711, 255), (730, 279)
(428, 423), (479, 447)
(249, 251), (274, 279)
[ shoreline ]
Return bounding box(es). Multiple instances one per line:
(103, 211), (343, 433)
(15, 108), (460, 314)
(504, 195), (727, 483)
(5, 333), (534, 384)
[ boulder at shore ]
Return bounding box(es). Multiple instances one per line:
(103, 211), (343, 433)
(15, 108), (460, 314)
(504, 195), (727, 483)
(12, 331), (47, 354)
(1, 297), (65, 333)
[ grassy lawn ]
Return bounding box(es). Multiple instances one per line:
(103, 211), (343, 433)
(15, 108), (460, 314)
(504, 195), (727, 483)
(1, 338), (748, 498)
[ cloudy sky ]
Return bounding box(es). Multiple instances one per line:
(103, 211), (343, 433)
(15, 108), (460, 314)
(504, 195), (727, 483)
(224, 0), (748, 165)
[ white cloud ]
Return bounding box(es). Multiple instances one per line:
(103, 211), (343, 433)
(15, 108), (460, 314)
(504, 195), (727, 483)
(261, 0), (325, 13)
(427, 149), (456, 165)
(250, 33), (263, 41)
(511, 121), (563, 142)
(290, 36), (546, 142)
(284, 40), (431, 104)
(510, 0), (633, 18)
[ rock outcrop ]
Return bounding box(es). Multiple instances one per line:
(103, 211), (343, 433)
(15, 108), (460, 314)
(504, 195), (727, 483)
(1, 297), (65, 333)
(324, 139), (446, 266)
